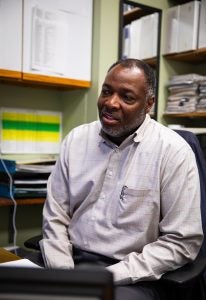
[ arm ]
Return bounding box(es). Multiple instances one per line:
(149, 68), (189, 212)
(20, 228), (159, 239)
(107, 147), (203, 285)
(39, 138), (74, 269)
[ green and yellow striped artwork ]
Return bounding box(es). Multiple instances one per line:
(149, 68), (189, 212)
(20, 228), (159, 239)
(0, 108), (62, 154)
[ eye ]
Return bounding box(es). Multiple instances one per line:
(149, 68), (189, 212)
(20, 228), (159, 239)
(101, 88), (112, 97)
(122, 94), (136, 104)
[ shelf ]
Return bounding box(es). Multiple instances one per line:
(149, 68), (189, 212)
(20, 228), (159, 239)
(144, 57), (157, 67)
(164, 112), (206, 118)
(164, 48), (206, 63)
(123, 6), (158, 26)
(22, 73), (91, 89)
(0, 198), (45, 207)
(0, 69), (91, 90)
(123, 7), (147, 26)
(0, 69), (22, 80)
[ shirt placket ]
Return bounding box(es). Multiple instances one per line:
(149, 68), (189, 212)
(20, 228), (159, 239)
(89, 147), (120, 232)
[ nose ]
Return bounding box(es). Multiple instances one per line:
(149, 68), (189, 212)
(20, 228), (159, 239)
(105, 93), (120, 109)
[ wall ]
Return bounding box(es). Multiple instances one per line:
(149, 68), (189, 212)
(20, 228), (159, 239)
(0, 0), (120, 248)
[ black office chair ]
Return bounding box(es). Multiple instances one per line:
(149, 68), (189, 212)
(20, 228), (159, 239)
(24, 129), (206, 300)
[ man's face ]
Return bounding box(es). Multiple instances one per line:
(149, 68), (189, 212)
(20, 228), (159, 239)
(97, 65), (154, 143)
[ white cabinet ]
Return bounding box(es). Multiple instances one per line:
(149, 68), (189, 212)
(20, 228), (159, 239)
(0, 0), (93, 88)
(0, 0), (22, 78)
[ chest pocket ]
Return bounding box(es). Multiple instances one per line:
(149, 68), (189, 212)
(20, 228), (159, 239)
(119, 187), (154, 213)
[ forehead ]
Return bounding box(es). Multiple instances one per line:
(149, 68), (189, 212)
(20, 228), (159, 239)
(104, 65), (146, 89)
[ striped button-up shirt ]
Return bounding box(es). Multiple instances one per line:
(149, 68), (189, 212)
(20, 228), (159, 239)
(40, 114), (203, 285)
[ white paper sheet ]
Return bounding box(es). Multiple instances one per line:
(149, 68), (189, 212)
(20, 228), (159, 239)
(0, 258), (42, 268)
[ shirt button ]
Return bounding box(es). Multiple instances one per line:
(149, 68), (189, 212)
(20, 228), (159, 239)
(100, 193), (105, 200)
(108, 170), (113, 177)
(91, 216), (96, 221)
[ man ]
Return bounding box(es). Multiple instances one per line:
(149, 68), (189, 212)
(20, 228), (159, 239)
(40, 59), (203, 300)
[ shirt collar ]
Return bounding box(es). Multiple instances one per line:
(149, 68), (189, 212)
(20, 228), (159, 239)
(133, 114), (151, 143)
(99, 114), (151, 146)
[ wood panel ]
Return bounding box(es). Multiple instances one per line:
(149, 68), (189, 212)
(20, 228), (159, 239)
(164, 48), (206, 63)
(0, 198), (45, 207)
(164, 112), (206, 118)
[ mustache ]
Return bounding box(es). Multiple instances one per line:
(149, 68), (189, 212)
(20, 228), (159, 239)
(100, 108), (120, 120)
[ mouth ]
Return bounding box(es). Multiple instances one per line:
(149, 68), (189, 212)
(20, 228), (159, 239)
(101, 111), (119, 125)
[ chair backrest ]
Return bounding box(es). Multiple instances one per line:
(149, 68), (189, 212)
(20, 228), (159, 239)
(175, 130), (206, 257)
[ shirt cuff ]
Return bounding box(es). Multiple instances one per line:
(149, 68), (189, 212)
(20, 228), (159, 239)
(106, 261), (132, 285)
(39, 239), (74, 269)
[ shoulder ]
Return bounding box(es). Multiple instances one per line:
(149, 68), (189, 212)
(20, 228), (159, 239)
(59, 121), (101, 158)
(148, 119), (192, 152)
(65, 121), (101, 142)
(142, 119), (194, 166)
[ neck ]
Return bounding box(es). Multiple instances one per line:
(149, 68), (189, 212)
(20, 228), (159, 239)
(107, 134), (126, 146)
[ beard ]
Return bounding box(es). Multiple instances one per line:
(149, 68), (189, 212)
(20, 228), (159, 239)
(100, 111), (146, 138)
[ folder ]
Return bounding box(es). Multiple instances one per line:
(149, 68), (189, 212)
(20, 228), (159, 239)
(0, 159), (16, 174)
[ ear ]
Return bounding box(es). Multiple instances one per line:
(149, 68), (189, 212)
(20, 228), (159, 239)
(146, 97), (155, 113)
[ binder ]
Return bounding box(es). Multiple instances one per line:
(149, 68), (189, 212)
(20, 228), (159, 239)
(198, 0), (206, 48)
(177, 1), (200, 52)
(163, 5), (180, 54)
(140, 14), (154, 59)
(0, 159), (16, 198)
(0, 159), (16, 174)
(129, 19), (141, 59)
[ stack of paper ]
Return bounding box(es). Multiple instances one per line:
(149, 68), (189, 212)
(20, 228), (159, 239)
(197, 79), (206, 111)
(0, 159), (55, 199)
(165, 73), (205, 113)
(13, 161), (55, 198)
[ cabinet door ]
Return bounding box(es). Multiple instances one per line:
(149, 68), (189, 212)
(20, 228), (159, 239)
(22, 0), (93, 83)
(0, 0), (22, 79)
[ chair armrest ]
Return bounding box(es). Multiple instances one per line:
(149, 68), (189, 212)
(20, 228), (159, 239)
(161, 256), (206, 285)
(25, 236), (206, 287)
(24, 234), (43, 251)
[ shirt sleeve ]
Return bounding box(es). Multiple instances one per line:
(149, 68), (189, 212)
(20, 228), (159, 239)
(107, 147), (203, 285)
(39, 137), (74, 269)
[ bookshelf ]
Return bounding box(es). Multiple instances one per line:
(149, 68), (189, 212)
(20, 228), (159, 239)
(119, 0), (162, 120)
(160, 0), (206, 130)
